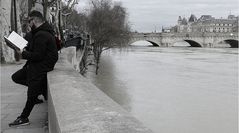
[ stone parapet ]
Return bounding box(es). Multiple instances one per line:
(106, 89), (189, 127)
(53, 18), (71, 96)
(47, 47), (153, 133)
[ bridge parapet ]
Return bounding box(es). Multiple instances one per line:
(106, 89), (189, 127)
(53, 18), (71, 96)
(161, 32), (238, 37)
(129, 32), (238, 47)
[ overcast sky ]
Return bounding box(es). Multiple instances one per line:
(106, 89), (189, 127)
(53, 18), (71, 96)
(76, 0), (239, 32)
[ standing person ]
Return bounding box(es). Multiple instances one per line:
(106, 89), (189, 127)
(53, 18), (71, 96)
(9, 10), (58, 127)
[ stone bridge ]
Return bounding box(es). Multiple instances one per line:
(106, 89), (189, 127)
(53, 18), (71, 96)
(129, 32), (239, 48)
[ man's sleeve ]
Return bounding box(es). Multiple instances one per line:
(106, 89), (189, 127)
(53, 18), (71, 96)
(22, 33), (47, 61)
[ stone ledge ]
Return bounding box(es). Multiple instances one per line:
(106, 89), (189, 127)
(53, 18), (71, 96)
(47, 47), (153, 133)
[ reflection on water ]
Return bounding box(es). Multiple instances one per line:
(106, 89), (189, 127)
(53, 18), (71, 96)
(86, 46), (238, 133)
(85, 55), (133, 111)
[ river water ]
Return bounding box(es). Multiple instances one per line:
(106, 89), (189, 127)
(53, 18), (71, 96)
(86, 43), (238, 133)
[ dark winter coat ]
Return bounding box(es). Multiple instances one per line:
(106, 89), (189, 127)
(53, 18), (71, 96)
(22, 22), (58, 80)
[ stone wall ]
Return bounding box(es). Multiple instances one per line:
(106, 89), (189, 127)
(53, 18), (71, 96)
(47, 47), (153, 133)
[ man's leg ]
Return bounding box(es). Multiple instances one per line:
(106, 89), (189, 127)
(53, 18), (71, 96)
(41, 74), (48, 100)
(12, 67), (43, 104)
(9, 74), (45, 127)
(19, 75), (44, 119)
(12, 67), (27, 86)
(9, 78), (40, 126)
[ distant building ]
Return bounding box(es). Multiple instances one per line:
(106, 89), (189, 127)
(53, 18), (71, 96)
(162, 26), (172, 33)
(170, 14), (238, 33)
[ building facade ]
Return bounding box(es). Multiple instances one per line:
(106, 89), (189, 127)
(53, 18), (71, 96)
(167, 14), (238, 33)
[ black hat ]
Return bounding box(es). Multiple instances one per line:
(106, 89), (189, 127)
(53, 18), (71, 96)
(29, 10), (44, 20)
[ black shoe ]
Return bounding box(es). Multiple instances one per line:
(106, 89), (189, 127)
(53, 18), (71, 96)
(9, 117), (30, 127)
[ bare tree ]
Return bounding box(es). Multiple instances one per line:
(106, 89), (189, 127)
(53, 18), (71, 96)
(87, 0), (131, 74)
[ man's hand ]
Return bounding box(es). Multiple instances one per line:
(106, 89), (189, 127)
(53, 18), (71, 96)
(15, 49), (21, 54)
(18, 47), (26, 53)
(15, 49), (23, 59)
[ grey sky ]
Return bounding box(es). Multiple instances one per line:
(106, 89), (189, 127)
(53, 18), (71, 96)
(77, 0), (239, 32)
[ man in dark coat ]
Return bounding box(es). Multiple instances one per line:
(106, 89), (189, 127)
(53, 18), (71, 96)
(9, 10), (58, 127)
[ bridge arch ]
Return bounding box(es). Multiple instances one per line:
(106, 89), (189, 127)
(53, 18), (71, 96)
(184, 40), (202, 47)
(129, 40), (160, 47)
(172, 41), (190, 47)
(171, 39), (202, 47)
(147, 40), (159, 46)
(224, 39), (239, 48)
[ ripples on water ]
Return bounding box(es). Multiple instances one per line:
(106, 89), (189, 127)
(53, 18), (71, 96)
(86, 46), (238, 133)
